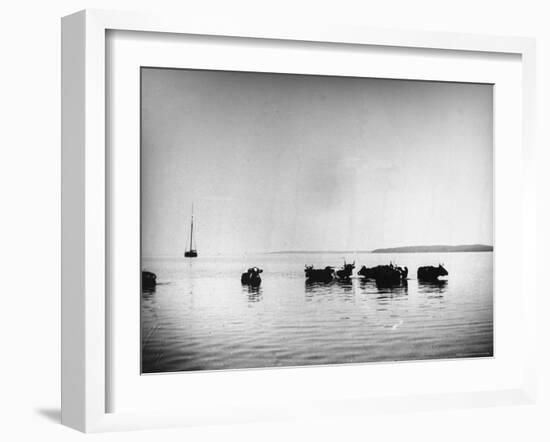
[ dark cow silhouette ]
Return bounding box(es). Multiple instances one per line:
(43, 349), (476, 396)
(241, 267), (263, 287)
(336, 261), (355, 280)
(142, 270), (157, 291)
(358, 263), (408, 285)
(395, 263), (408, 280)
(305, 265), (335, 283)
(417, 264), (448, 281)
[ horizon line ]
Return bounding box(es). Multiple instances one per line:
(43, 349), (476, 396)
(142, 243), (494, 259)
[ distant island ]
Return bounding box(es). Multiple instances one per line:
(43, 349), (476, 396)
(371, 244), (493, 253)
(268, 244), (493, 254)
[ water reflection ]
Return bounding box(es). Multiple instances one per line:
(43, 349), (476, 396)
(142, 288), (156, 298)
(418, 279), (448, 295)
(358, 278), (408, 298)
(335, 279), (355, 302)
(242, 284), (263, 303)
(335, 279), (354, 291)
(304, 280), (333, 293)
(304, 280), (355, 302)
(375, 280), (408, 299)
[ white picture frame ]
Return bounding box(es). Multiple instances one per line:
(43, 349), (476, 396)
(61, 9), (537, 433)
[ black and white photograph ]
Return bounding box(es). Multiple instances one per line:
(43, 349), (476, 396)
(140, 68), (493, 374)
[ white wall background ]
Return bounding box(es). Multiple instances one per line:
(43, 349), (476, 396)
(0, 0), (548, 441)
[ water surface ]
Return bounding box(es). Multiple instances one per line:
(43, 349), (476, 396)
(141, 252), (493, 373)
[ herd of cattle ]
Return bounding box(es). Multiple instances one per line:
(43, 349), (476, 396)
(240, 261), (448, 288)
(141, 261), (449, 291)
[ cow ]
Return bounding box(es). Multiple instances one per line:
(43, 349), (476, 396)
(241, 267), (263, 287)
(305, 265), (335, 283)
(336, 261), (355, 280)
(417, 264), (448, 282)
(142, 270), (157, 291)
(358, 263), (408, 286)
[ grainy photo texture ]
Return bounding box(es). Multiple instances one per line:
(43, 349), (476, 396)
(140, 68), (493, 373)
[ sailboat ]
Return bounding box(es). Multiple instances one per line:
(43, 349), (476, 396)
(184, 205), (198, 258)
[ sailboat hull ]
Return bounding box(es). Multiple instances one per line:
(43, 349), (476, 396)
(184, 250), (198, 258)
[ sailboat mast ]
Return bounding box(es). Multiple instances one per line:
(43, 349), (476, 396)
(189, 205), (194, 250)
(184, 204), (197, 257)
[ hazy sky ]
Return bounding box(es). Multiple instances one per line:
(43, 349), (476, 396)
(141, 68), (493, 257)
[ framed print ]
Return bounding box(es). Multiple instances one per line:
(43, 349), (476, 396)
(61, 9), (537, 432)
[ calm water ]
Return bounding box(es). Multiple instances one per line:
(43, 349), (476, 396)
(141, 252), (493, 373)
